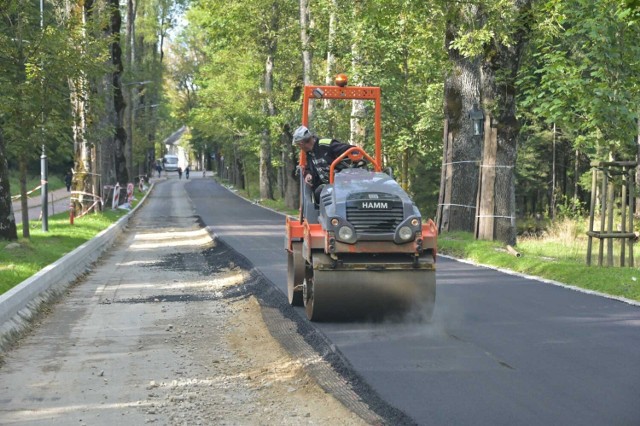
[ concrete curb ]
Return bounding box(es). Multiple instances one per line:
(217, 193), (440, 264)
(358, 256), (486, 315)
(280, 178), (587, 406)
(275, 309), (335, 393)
(0, 184), (156, 353)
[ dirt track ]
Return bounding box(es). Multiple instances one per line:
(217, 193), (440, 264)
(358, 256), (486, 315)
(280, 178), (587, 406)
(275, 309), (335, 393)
(0, 178), (365, 425)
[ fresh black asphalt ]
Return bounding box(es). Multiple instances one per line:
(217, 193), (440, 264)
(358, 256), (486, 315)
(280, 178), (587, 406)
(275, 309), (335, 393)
(186, 179), (640, 426)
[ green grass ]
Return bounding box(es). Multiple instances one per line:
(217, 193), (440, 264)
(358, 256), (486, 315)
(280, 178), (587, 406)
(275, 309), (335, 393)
(9, 172), (65, 197)
(0, 190), (144, 295)
(438, 230), (640, 302)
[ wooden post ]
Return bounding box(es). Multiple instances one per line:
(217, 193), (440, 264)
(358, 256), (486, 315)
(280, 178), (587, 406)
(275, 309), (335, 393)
(598, 170), (607, 266)
(440, 131), (454, 233)
(474, 155), (483, 238)
(606, 177), (615, 266)
(621, 166), (627, 267)
(436, 119), (449, 231)
(477, 117), (496, 240)
(629, 167), (635, 267)
(586, 168), (597, 266)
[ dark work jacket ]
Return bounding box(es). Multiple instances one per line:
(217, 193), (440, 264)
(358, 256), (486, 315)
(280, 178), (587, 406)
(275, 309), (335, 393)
(305, 137), (353, 188)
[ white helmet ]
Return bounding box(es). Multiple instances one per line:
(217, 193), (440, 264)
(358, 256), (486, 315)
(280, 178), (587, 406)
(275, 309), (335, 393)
(292, 125), (313, 145)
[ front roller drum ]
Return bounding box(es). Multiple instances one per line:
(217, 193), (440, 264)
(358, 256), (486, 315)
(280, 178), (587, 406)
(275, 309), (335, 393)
(287, 242), (305, 306)
(304, 254), (436, 322)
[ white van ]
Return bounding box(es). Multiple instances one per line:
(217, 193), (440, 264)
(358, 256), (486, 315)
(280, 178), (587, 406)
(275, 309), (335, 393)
(163, 154), (179, 172)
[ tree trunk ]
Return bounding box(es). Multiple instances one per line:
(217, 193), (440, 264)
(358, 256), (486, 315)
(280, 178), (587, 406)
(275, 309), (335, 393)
(300, 0), (313, 119)
(0, 129), (18, 241)
(259, 2), (279, 200)
(18, 156), (29, 238)
(441, 43), (482, 233)
(350, 0), (366, 147)
(124, 0), (136, 182)
(324, 0), (337, 110)
(67, 0), (93, 214)
(110, 0), (129, 186)
(98, 0), (129, 197)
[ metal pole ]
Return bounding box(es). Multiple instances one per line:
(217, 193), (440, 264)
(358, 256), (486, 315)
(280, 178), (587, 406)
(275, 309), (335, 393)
(41, 145), (48, 231)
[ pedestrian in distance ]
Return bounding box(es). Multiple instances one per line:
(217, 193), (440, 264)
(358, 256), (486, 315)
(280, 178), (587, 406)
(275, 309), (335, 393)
(64, 171), (72, 192)
(177, 166), (183, 179)
(185, 165), (190, 179)
(156, 164), (162, 178)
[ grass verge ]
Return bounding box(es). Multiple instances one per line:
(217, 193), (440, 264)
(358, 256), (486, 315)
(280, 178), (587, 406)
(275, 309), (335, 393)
(9, 172), (65, 195)
(0, 189), (145, 295)
(438, 231), (640, 302)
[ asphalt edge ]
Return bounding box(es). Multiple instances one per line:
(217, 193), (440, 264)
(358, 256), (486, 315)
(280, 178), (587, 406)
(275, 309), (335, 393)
(0, 184), (156, 353)
(195, 181), (417, 425)
(201, 229), (416, 426)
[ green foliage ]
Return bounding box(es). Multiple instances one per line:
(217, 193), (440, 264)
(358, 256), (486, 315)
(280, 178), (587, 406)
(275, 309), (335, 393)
(519, 0), (640, 158)
(556, 194), (587, 220)
(0, 0), (110, 166)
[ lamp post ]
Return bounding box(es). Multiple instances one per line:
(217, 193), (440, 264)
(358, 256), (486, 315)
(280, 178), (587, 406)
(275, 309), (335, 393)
(469, 103), (485, 137)
(40, 145), (48, 231)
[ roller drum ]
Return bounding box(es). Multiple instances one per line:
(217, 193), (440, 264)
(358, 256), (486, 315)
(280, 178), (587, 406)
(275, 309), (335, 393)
(304, 253), (435, 322)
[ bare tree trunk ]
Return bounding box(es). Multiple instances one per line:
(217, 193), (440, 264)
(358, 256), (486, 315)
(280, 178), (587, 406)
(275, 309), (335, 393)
(349, 0), (366, 147)
(100, 0), (129, 194)
(259, 2), (279, 200)
(324, 0), (337, 109)
(18, 156), (29, 238)
(124, 0), (136, 182)
(67, 0), (95, 214)
(300, 0), (313, 118)
(441, 38), (482, 234)
(0, 129), (18, 240)
(110, 0), (129, 186)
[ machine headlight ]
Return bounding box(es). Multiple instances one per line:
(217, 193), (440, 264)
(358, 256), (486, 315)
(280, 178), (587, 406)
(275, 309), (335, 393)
(398, 226), (413, 241)
(338, 226), (355, 242)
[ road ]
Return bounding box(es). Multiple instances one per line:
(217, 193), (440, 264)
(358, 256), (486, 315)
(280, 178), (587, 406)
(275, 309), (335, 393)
(0, 178), (366, 425)
(12, 188), (70, 225)
(187, 178), (640, 426)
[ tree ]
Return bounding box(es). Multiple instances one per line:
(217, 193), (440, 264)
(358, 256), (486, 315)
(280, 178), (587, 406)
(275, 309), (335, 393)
(0, 128), (17, 240)
(439, 0), (534, 245)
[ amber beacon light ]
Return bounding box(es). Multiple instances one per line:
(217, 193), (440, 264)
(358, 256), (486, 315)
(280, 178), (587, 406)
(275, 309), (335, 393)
(335, 73), (348, 87)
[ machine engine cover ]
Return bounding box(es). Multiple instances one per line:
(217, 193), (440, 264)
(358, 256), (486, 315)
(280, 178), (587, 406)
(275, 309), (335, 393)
(319, 169), (422, 242)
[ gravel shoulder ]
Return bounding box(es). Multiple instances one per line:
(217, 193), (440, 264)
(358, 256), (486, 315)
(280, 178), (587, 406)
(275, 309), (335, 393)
(0, 178), (366, 425)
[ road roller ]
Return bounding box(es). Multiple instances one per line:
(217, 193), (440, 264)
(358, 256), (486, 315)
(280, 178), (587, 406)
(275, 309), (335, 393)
(285, 77), (437, 321)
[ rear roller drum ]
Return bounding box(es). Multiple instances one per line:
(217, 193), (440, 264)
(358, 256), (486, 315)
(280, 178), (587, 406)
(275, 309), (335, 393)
(304, 253), (436, 322)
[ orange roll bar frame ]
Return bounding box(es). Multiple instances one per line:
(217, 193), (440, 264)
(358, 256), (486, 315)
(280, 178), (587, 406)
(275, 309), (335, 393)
(301, 85), (382, 169)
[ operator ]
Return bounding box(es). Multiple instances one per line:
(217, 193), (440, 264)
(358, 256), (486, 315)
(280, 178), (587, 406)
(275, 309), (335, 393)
(292, 125), (354, 200)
